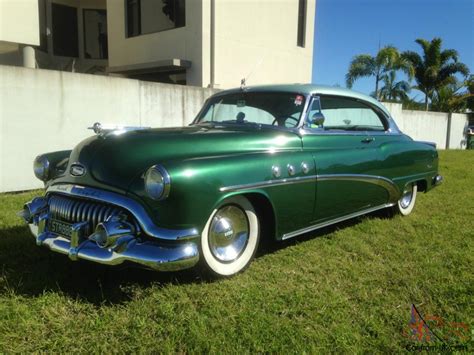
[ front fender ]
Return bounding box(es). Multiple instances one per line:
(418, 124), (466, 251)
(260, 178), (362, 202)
(129, 150), (316, 238)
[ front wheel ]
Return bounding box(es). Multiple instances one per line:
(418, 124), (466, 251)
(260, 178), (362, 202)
(393, 183), (418, 216)
(200, 195), (260, 277)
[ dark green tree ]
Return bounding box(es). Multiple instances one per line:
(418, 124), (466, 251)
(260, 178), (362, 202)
(431, 78), (473, 113)
(378, 71), (411, 102)
(346, 46), (413, 100)
(402, 38), (470, 110)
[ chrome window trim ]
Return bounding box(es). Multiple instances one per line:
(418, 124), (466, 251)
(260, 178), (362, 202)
(281, 202), (395, 240)
(220, 173), (400, 202)
(192, 91), (312, 129)
(300, 94), (401, 135)
(47, 184), (199, 241)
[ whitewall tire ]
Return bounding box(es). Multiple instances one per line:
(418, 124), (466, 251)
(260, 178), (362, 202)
(200, 195), (260, 277)
(394, 183), (418, 216)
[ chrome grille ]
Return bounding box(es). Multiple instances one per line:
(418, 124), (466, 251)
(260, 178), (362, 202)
(48, 194), (125, 235)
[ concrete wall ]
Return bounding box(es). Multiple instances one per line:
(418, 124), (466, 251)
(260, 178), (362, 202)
(0, 65), (217, 192)
(383, 102), (469, 149)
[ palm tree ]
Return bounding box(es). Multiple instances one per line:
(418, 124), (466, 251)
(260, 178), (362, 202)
(346, 46), (413, 100)
(431, 78), (473, 113)
(402, 38), (470, 110)
(378, 70), (411, 102)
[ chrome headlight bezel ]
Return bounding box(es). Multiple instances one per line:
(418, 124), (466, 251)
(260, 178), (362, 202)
(33, 155), (50, 181)
(144, 165), (171, 201)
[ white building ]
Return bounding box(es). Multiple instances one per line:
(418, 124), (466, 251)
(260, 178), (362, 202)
(0, 0), (40, 68)
(0, 0), (315, 88)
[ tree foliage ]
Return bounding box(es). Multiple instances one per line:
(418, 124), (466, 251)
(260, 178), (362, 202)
(402, 38), (470, 110)
(431, 78), (473, 113)
(346, 46), (413, 100)
(378, 71), (411, 102)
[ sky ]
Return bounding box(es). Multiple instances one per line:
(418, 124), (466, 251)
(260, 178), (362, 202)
(312, 0), (474, 101)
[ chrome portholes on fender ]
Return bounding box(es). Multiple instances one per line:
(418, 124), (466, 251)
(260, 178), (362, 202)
(394, 183), (418, 216)
(301, 162), (310, 174)
(201, 195), (260, 277)
(287, 164), (296, 176)
(272, 165), (281, 178)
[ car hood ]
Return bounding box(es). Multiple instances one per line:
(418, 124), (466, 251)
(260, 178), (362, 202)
(66, 125), (302, 191)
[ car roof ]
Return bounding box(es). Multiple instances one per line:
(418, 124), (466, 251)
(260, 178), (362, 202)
(211, 84), (391, 116)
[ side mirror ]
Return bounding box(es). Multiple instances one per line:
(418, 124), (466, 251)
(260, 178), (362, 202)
(309, 112), (325, 127)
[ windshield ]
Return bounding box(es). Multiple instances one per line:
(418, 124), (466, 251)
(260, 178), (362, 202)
(194, 92), (306, 128)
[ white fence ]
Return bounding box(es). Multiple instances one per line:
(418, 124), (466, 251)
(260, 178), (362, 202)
(0, 66), (218, 192)
(0, 65), (470, 192)
(383, 102), (469, 150)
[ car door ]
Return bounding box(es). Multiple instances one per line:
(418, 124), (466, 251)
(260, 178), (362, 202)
(302, 95), (391, 223)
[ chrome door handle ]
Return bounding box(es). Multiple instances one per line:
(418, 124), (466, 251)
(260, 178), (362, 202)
(361, 137), (375, 143)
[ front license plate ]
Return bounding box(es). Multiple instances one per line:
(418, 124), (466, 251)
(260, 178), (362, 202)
(48, 219), (73, 238)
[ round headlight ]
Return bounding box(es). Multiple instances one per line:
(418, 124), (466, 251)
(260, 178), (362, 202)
(33, 155), (50, 181)
(144, 165), (171, 200)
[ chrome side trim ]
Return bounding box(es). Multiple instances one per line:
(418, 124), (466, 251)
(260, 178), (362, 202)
(316, 174), (400, 203)
(47, 184), (199, 241)
(220, 173), (400, 202)
(282, 203), (395, 240)
(219, 175), (318, 192)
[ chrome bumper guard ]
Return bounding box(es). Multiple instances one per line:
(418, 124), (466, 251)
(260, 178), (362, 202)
(19, 186), (200, 272)
(433, 174), (443, 186)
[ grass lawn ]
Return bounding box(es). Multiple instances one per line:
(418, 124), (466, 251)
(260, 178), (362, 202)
(0, 150), (472, 353)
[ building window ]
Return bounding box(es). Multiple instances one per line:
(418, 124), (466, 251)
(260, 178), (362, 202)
(52, 3), (79, 57)
(126, 0), (141, 37)
(83, 9), (108, 59)
(126, 0), (185, 38)
(297, 0), (307, 47)
(38, 0), (47, 52)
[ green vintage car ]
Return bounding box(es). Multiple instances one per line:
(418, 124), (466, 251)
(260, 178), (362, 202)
(19, 84), (442, 276)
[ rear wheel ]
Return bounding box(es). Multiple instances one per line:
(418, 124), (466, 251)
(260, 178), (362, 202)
(200, 195), (260, 277)
(393, 183), (418, 216)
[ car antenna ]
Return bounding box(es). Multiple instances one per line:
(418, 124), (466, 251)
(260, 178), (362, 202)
(240, 56), (265, 91)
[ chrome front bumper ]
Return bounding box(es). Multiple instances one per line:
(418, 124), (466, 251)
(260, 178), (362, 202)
(19, 185), (200, 272)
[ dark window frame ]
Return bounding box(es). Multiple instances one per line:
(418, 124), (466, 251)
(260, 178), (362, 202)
(297, 0), (307, 47)
(126, 0), (141, 37)
(83, 8), (108, 60)
(52, 2), (79, 57)
(125, 0), (186, 38)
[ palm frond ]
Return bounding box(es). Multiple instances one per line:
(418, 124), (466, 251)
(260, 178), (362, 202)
(440, 49), (459, 64)
(438, 62), (470, 82)
(345, 54), (375, 88)
(375, 46), (399, 68)
(401, 51), (422, 69)
(415, 38), (431, 63)
(426, 38), (442, 68)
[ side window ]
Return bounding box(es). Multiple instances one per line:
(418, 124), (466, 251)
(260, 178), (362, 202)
(308, 96), (385, 131)
(312, 96), (386, 131)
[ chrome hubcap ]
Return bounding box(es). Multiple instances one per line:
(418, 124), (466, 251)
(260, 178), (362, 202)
(209, 205), (249, 262)
(400, 185), (413, 209)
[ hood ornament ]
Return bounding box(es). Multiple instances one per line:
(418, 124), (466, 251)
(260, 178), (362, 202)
(70, 163), (86, 177)
(88, 122), (151, 137)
